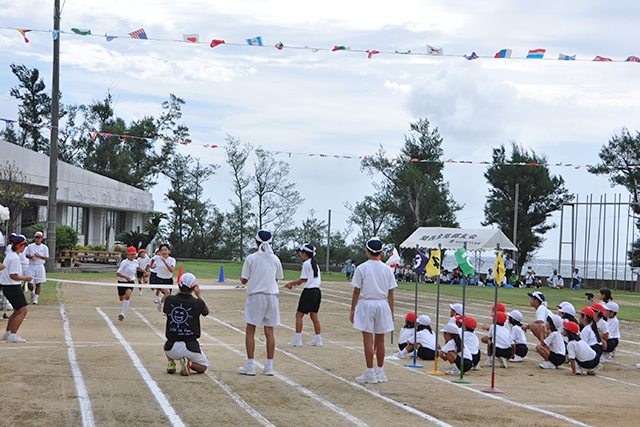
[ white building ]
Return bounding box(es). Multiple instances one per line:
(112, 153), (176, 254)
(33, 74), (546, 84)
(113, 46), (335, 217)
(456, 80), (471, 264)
(1, 139), (153, 247)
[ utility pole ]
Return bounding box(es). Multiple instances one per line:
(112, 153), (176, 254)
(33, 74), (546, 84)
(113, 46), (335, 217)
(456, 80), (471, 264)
(325, 209), (331, 273)
(46, 0), (61, 272)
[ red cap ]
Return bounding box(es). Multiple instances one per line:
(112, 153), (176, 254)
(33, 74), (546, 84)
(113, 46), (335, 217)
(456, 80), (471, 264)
(579, 307), (595, 319)
(455, 315), (478, 329)
(590, 303), (606, 315)
(491, 303), (506, 312)
(126, 246), (137, 255)
(563, 321), (580, 334)
(405, 312), (416, 323)
(138, 248), (146, 254)
(491, 311), (507, 324)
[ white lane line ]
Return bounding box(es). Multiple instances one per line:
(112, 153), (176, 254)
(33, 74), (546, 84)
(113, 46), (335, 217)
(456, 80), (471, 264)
(59, 290), (95, 427)
(207, 316), (453, 427)
(130, 309), (277, 427)
(95, 308), (185, 427)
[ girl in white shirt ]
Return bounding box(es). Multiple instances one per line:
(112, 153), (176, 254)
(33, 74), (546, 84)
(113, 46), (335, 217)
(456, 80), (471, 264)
(508, 310), (528, 362)
(537, 314), (566, 369)
(563, 321), (599, 375)
(395, 315), (436, 360)
(149, 244), (176, 311)
(578, 307), (603, 360)
(602, 302), (620, 361)
(394, 312), (416, 355)
(284, 243), (323, 347)
(438, 323), (472, 375)
(116, 246), (146, 321)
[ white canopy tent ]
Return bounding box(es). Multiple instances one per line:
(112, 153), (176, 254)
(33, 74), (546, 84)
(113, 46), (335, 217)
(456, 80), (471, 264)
(399, 227), (516, 252)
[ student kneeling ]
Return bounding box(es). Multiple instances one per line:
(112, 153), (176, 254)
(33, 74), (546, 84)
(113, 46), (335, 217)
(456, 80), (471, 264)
(439, 323), (473, 375)
(395, 315), (436, 360)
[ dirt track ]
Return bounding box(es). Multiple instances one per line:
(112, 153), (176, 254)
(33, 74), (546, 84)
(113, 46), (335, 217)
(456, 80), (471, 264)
(1, 278), (639, 427)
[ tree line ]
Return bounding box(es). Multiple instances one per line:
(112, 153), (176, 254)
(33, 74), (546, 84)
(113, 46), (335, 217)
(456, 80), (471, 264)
(2, 63), (640, 270)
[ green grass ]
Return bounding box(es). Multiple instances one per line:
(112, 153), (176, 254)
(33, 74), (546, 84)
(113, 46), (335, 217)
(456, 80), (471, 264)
(396, 281), (640, 323)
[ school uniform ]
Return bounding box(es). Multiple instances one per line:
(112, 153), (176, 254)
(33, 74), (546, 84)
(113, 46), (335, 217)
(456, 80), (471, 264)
(241, 250), (284, 327)
(153, 255), (175, 285)
(543, 331), (566, 366)
(137, 255), (150, 279)
(464, 330), (481, 366)
(408, 329), (436, 360)
(596, 318), (609, 339)
(398, 327), (415, 350)
(441, 338), (473, 372)
(535, 305), (551, 325)
(117, 259), (139, 296)
(580, 325), (603, 358)
(149, 257), (159, 285)
(0, 251), (28, 310)
(488, 324), (514, 358)
(297, 258), (321, 314)
(510, 324), (528, 357)
(25, 242), (48, 284)
(567, 340), (598, 369)
(607, 317), (620, 351)
(19, 251), (29, 280)
(352, 259), (397, 334)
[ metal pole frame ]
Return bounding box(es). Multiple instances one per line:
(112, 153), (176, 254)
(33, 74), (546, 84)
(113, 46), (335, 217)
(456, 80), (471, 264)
(483, 244), (503, 394)
(405, 244), (424, 368)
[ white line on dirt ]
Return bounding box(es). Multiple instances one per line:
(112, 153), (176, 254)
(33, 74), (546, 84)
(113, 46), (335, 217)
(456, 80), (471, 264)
(130, 309), (277, 427)
(208, 316), (453, 427)
(96, 308), (186, 427)
(59, 295), (95, 427)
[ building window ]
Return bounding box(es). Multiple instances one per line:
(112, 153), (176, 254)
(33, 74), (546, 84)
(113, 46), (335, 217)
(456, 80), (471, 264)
(66, 206), (87, 235)
(106, 210), (126, 236)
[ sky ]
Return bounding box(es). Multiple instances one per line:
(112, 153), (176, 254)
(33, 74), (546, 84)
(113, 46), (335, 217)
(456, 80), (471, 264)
(2, 0), (640, 268)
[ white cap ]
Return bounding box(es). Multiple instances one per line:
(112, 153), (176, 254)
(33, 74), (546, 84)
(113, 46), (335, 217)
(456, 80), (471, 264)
(603, 302), (619, 313)
(508, 310), (523, 323)
(178, 273), (197, 288)
(449, 303), (463, 316)
(556, 301), (576, 317)
(549, 314), (564, 332)
(417, 315), (431, 326)
(441, 323), (460, 335)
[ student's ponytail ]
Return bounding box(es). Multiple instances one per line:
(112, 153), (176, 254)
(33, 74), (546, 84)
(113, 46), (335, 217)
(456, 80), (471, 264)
(311, 257), (319, 278)
(418, 324), (433, 334)
(566, 330), (580, 342)
(547, 316), (557, 332)
(451, 333), (462, 353)
(590, 318), (601, 343)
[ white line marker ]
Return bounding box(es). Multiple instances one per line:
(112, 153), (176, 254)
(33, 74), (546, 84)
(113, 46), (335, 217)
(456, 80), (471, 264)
(96, 308), (185, 427)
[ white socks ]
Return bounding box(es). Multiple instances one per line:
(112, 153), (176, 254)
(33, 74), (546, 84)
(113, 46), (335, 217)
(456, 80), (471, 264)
(247, 359), (255, 368)
(366, 368), (375, 376)
(315, 334), (321, 340)
(265, 359), (273, 368)
(121, 300), (130, 315)
(377, 366), (384, 374)
(295, 333), (302, 340)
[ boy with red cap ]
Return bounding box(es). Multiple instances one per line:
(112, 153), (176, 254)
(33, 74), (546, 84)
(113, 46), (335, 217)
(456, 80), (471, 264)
(116, 246), (147, 321)
(482, 311), (513, 368)
(25, 231), (49, 304)
(1, 235), (33, 343)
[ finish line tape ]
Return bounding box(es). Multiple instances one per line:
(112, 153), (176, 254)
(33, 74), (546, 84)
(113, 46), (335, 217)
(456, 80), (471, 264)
(37, 278), (246, 291)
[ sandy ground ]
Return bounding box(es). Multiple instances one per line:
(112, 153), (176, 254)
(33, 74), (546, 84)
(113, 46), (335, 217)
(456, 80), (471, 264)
(1, 277), (639, 427)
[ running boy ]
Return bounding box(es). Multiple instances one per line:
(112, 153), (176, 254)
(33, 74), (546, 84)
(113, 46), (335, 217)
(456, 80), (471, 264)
(25, 231), (48, 304)
(136, 249), (150, 295)
(350, 237), (396, 384)
(238, 230), (284, 376)
(163, 273), (209, 376)
(284, 243), (323, 347)
(1, 235), (32, 343)
(116, 246), (147, 321)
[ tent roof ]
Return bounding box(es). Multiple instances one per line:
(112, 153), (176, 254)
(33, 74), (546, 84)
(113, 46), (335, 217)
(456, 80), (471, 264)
(399, 227), (516, 252)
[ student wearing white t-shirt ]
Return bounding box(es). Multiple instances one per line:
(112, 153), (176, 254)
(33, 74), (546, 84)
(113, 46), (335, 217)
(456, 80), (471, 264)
(1, 235), (33, 343)
(483, 311), (513, 368)
(149, 244), (176, 311)
(238, 230), (284, 377)
(136, 249), (150, 296)
(395, 312), (416, 353)
(602, 302), (620, 361)
(394, 315), (436, 360)
(116, 246), (146, 321)
(439, 323), (473, 375)
(538, 314), (567, 369)
(578, 307), (603, 364)
(508, 310), (528, 362)
(284, 243), (323, 348)
(350, 237), (396, 384)
(455, 315), (481, 370)
(563, 321), (599, 375)
(523, 291), (550, 344)
(25, 232), (49, 304)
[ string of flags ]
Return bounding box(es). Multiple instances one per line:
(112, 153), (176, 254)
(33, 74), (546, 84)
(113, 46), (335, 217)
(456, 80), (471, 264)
(2, 116), (638, 170)
(3, 26), (640, 63)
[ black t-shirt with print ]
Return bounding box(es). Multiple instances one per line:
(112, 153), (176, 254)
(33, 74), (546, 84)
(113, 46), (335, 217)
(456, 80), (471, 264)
(163, 292), (209, 342)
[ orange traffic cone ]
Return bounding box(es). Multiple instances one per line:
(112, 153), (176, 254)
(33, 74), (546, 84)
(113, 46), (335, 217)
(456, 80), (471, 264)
(177, 265), (183, 281)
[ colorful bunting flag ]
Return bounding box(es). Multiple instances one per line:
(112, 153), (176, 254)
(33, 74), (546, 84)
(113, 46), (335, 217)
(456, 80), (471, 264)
(366, 49), (380, 59)
(427, 45), (443, 55)
(395, 50), (411, 54)
(105, 33), (118, 42)
(17, 29), (30, 43)
(558, 53), (576, 60)
(332, 46), (350, 51)
(247, 36), (263, 46)
(183, 34), (199, 43)
(386, 247), (401, 268)
(129, 28), (148, 39)
(210, 39), (225, 48)
(71, 28), (91, 36)
(90, 132), (97, 141)
(425, 249), (441, 277)
(464, 51), (478, 60)
(626, 56), (640, 62)
(593, 56), (612, 62)
(526, 48), (546, 59)
(275, 42), (284, 50)
(494, 49), (512, 58)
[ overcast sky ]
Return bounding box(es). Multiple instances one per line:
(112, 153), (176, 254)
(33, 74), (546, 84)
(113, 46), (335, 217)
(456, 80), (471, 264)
(2, 0), (640, 265)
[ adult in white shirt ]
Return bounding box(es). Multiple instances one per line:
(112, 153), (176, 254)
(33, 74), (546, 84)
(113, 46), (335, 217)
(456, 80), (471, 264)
(238, 230), (284, 377)
(485, 268), (495, 286)
(547, 269), (563, 289)
(1, 235), (33, 343)
(25, 231), (49, 304)
(504, 254), (516, 277)
(571, 268), (582, 290)
(522, 291), (550, 343)
(524, 267), (536, 288)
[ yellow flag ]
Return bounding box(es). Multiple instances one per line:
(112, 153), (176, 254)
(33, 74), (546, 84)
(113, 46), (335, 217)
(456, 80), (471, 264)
(495, 252), (506, 286)
(426, 248), (441, 277)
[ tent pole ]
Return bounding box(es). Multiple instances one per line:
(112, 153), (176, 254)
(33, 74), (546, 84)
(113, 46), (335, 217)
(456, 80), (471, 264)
(405, 244), (423, 368)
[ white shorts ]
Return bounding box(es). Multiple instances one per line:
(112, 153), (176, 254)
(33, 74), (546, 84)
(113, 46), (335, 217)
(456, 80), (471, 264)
(164, 341), (209, 367)
(353, 299), (394, 334)
(244, 293), (280, 327)
(27, 265), (46, 284)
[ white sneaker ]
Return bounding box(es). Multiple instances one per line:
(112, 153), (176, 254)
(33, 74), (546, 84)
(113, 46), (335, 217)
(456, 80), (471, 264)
(307, 337), (323, 347)
(238, 364), (256, 376)
(2, 331), (10, 340)
(446, 365), (461, 375)
(7, 334), (26, 343)
(154, 296), (160, 304)
(472, 364), (481, 371)
(356, 371), (378, 384)
(587, 363), (603, 376)
(576, 366), (584, 375)
(484, 356), (494, 367)
(30, 291), (35, 304)
(138, 290), (143, 296)
(636, 363), (640, 369)
(500, 357), (509, 368)
(512, 355), (523, 363)
(376, 372), (388, 383)
(261, 365), (274, 376)
(157, 301), (163, 312)
(287, 337), (303, 347)
(393, 350), (407, 359)
(539, 361), (557, 370)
